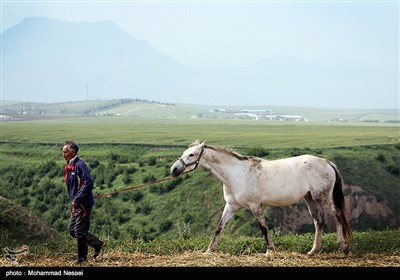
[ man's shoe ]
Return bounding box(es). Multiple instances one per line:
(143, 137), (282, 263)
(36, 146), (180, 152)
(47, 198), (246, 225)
(76, 258), (87, 265)
(93, 241), (104, 259)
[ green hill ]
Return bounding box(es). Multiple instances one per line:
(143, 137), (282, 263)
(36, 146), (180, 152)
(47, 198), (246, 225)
(0, 142), (399, 243)
(1, 98), (399, 122)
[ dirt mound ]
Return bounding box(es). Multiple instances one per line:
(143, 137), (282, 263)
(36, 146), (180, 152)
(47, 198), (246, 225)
(0, 196), (59, 245)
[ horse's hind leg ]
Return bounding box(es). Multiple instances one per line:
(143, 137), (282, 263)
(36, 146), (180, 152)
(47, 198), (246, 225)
(250, 204), (275, 254)
(304, 193), (324, 256)
(206, 202), (239, 253)
(327, 199), (349, 254)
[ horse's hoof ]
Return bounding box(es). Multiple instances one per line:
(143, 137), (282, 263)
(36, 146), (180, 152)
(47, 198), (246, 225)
(307, 249), (318, 256)
(204, 249), (212, 254)
(265, 246), (276, 255)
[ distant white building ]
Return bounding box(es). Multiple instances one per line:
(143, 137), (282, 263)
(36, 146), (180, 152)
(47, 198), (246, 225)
(279, 115), (307, 121)
(211, 107), (307, 121)
(0, 115), (13, 120)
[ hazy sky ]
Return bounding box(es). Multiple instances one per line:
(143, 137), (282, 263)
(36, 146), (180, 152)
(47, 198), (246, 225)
(2, 0), (399, 69)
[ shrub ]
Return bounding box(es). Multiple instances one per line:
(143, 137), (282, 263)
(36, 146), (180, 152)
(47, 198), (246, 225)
(386, 164), (399, 176)
(247, 145), (269, 158)
(376, 154), (386, 162)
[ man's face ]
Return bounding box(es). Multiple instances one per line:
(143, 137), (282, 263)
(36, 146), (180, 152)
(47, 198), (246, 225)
(62, 144), (75, 163)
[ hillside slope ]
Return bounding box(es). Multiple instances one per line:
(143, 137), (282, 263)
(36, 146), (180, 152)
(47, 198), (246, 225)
(0, 143), (399, 243)
(0, 196), (59, 246)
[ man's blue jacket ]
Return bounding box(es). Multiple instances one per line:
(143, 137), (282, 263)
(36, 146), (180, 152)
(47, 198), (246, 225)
(65, 157), (95, 211)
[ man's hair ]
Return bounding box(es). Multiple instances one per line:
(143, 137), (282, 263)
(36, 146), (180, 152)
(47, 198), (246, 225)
(64, 140), (79, 154)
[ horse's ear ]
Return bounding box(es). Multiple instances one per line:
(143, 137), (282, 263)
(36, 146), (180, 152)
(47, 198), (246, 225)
(190, 139), (200, 147)
(201, 140), (207, 146)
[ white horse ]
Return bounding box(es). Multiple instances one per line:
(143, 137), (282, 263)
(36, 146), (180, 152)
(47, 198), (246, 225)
(170, 140), (352, 255)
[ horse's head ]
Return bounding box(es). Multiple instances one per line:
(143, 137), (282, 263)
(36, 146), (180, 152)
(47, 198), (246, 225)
(170, 140), (206, 177)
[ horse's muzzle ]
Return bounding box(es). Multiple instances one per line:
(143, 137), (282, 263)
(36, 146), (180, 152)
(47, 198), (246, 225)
(170, 161), (184, 177)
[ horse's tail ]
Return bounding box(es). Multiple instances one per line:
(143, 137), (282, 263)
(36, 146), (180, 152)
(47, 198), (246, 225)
(328, 161), (353, 242)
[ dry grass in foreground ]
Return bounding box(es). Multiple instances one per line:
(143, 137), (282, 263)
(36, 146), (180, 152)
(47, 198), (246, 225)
(2, 250), (399, 267)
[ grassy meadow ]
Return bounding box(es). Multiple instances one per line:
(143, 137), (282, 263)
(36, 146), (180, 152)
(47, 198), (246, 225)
(1, 116), (398, 148)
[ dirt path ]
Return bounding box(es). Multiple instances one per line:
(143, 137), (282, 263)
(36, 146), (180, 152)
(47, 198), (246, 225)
(2, 251), (399, 267)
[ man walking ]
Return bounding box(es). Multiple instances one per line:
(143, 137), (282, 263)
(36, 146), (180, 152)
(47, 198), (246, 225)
(63, 140), (104, 264)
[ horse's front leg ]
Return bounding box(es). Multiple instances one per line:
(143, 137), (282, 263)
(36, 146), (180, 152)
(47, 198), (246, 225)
(250, 204), (275, 254)
(206, 203), (239, 253)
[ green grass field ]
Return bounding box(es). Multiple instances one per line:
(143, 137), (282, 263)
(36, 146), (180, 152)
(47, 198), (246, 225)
(1, 116), (399, 148)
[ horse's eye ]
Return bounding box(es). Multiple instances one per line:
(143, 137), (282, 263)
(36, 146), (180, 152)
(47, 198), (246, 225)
(189, 153), (194, 157)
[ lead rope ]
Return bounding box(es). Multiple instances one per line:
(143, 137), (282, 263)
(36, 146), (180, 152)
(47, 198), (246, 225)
(94, 147), (205, 199)
(94, 176), (173, 199)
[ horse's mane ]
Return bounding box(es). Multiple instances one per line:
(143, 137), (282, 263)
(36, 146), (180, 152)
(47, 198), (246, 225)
(204, 145), (256, 161)
(189, 141), (261, 162)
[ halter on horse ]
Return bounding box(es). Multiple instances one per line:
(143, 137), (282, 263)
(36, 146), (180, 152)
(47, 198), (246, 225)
(170, 140), (352, 255)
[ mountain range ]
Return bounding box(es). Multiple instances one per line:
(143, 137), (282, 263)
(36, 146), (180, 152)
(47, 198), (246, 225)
(1, 17), (397, 108)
